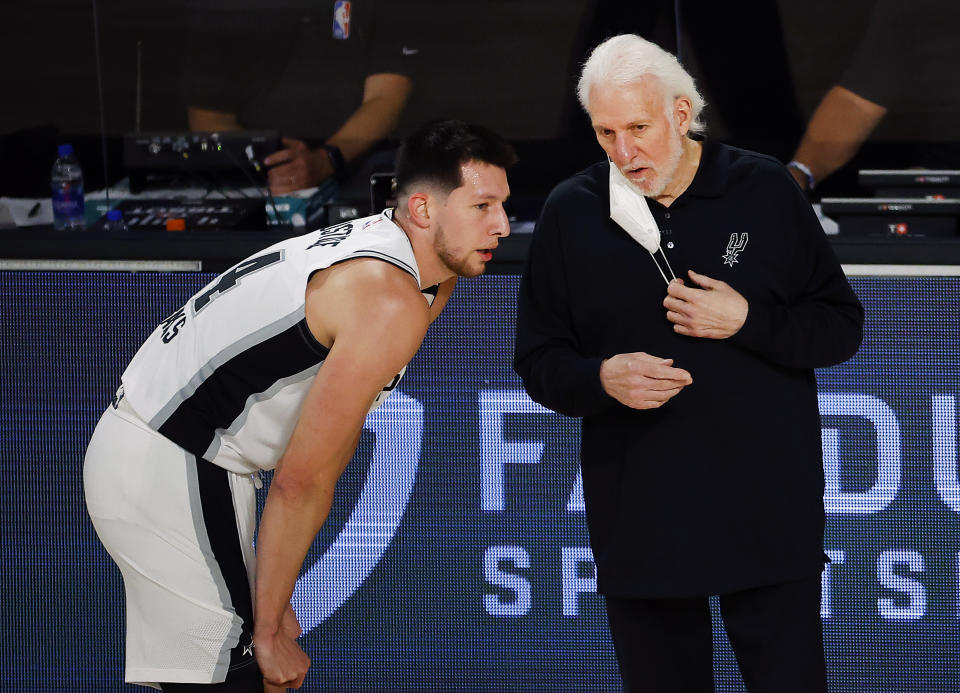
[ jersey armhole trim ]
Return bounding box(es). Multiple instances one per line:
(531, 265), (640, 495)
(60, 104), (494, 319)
(323, 252), (420, 285)
(296, 319), (331, 357)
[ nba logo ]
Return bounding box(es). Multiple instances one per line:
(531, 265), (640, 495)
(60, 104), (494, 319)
(333, 0), (351, 39)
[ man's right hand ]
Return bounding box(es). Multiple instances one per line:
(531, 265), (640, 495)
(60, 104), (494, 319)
(264, 138), (335, 195)
(255, 627), (310, 691)
(599, 352), (692, 409)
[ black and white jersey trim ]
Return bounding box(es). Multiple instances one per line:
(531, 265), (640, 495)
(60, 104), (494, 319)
(202, 361), (324, 462)
(157, 317), (330, 461)
(345, 249), (418, 279)
(148, 308), (309, 431)
(183, 448), (242, 681)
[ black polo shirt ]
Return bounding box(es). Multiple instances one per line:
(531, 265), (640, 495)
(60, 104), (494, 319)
(514, 139), (864, 598)
(840, 0), (960, 143)
(183, 0), (419, 138)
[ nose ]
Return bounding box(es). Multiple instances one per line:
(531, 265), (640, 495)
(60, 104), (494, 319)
(614, 132), (634, 166)
(493, 205), (510, 238)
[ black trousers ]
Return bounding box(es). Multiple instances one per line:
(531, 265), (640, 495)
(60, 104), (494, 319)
(604, 576), (828, 693)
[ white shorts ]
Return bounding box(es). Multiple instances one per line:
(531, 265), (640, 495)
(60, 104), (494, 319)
(83, 398), (260, 688)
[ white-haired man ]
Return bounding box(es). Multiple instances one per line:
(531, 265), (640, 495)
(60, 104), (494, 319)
(514, 35), (863, 691)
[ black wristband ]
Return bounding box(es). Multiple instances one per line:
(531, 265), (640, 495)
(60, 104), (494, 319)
(321, 143), (345, 178)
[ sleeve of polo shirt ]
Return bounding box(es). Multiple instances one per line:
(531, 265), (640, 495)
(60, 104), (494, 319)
(513, 192), (614, 418)
(363, 0), (420, 78)
(181, 6), (274, 116)
(838, 0), (913, 110)
(729, 168), (865, 369)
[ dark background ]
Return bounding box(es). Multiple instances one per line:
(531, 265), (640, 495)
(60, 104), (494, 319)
(3, 0), (958, 204)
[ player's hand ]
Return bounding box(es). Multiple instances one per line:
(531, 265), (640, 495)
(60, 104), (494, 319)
(264, 137), (335, 194)
(599, 352), (692, 410)
(255, 623), (310, 691)
(663, 270), (748, 339)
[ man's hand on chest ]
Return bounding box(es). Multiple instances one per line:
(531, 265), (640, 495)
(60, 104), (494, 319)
(663, 269), (749, 339)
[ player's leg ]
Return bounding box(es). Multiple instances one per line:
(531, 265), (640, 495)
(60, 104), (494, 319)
(718, 575), (828, 693)
(84, 401), (260, 688)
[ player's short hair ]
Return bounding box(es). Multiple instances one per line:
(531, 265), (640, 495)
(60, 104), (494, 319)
(577, 34), (706, 135)
(395, 120), (518, 197)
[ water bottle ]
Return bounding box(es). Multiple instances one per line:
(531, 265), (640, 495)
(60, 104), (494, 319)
(102, 209), (129, 232)
(51, 144), (86, 230)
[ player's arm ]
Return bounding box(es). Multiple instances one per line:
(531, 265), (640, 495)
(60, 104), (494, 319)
(428, 276), (457, 323)
(253, 259), (429, 688)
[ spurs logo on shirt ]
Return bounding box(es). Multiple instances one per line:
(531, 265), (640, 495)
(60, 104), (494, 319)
(723, 232), (749, 267)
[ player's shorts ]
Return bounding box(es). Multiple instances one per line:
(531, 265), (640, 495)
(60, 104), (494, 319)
(83, 397), (260, 688)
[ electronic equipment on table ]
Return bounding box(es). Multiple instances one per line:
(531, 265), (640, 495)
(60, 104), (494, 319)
(124, 131), (279, 193)
(858, 169), (960, 199)
(821, 170), (960, 238)
(89, 198), (267, 231)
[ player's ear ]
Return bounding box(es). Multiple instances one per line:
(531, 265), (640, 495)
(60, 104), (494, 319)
(405, 191), (432, 228)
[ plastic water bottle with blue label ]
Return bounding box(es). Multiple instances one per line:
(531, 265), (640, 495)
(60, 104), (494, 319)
(51, 144), (86, 230)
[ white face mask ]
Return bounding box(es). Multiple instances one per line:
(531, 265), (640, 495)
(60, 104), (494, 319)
(608, 160), (676, 284)
(608, 160), (661, 253)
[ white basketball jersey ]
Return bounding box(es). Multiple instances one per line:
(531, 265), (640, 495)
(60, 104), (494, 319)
(120, 210), (435, 474)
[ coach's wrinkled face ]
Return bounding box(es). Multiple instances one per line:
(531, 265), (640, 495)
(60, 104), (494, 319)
(589, 76), (691, 198)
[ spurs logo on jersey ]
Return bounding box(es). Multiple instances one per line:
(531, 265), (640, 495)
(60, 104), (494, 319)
(723, 232), (749, 267)
(120, 210), (432, 475)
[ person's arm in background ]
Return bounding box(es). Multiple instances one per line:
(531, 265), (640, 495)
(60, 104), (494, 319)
(787, 0), (911, 192)
(787, 85), (887, 191)
(187, 106), (243, 132)
(187, 72), (411, 194)
(264, 73), (412, 194)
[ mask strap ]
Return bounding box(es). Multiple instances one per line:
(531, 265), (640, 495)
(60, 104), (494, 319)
(649, 246), (678, 286)
(648, 250), (669, 285)
(659, 246), (678, 282)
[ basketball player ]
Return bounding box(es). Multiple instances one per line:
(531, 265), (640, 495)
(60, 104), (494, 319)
(83, 120), (516, 691)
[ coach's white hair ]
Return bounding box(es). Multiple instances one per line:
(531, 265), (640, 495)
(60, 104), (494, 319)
(577, 34), (706, 135)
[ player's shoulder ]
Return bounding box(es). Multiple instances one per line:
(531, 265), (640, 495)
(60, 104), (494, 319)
(312, 257), (427, 317)
(306, 256), (429, 348)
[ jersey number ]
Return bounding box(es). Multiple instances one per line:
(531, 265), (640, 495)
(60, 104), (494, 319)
(193, 251), (285, 314)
